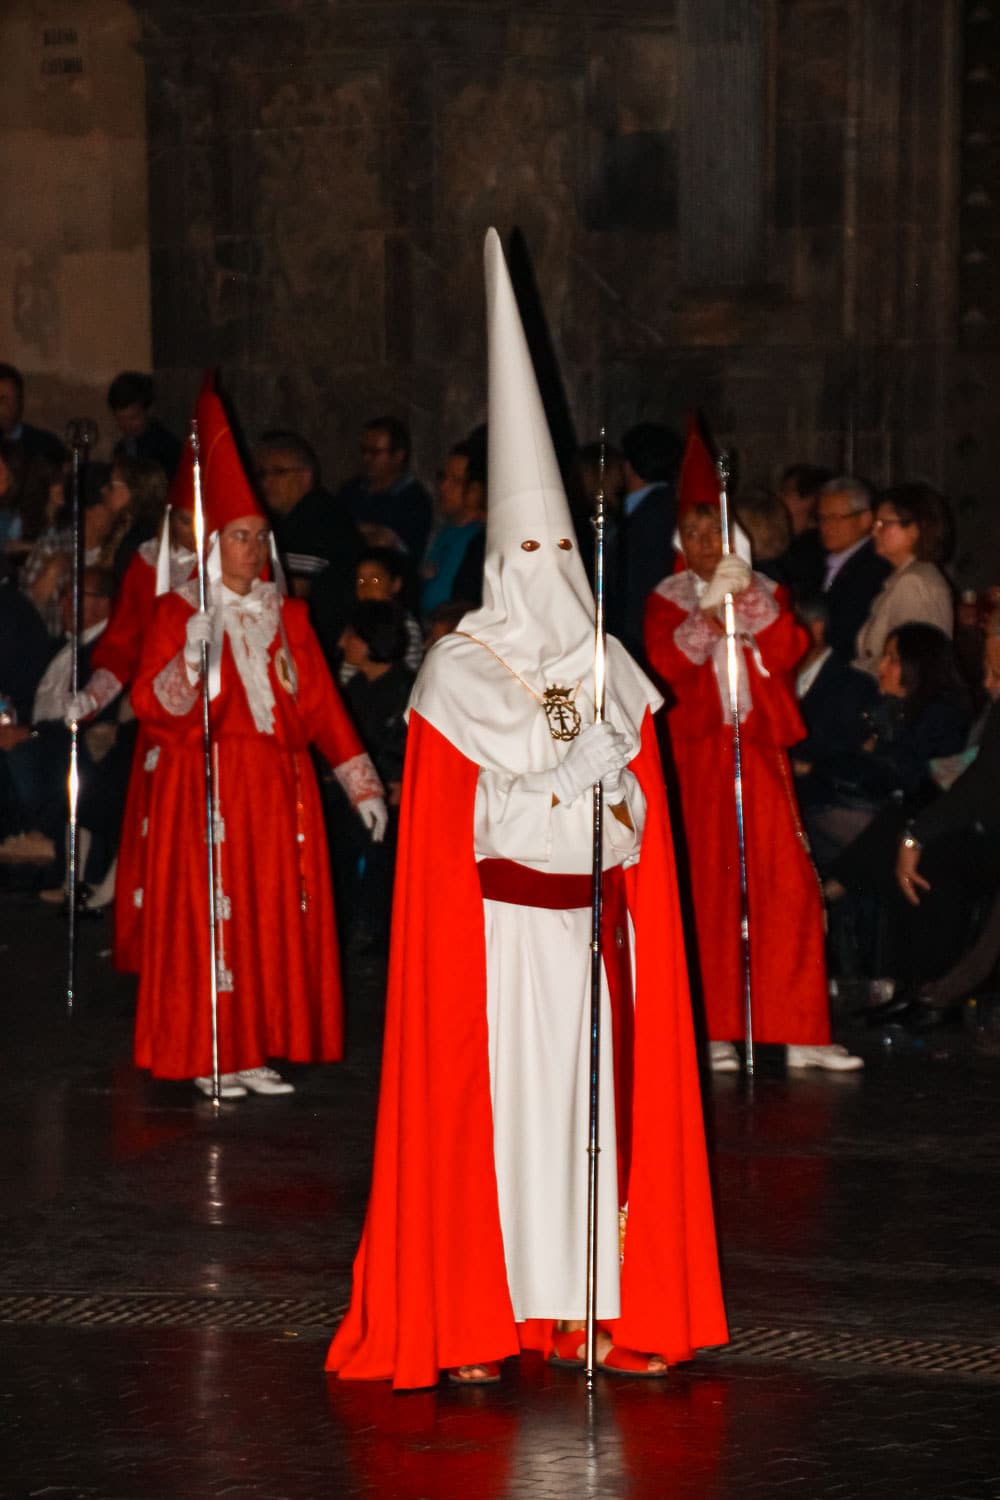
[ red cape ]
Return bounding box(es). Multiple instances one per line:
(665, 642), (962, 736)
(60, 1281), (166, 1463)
(327, 710), (728, 1389)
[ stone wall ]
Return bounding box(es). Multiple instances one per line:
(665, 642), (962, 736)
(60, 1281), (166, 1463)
(0, 0), (151, 457)
(135, 0), (988, 576)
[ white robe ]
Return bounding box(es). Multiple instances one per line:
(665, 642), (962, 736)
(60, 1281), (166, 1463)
(474, 694), (646, 1322)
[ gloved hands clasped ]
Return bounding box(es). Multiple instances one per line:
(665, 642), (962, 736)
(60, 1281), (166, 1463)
(552, 721), (631, 808)
(700, 554), (752, 612)
(64, 690), (97, 727)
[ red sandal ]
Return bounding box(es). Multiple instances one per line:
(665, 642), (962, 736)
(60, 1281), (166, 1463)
(548, 1329), (667, 1379)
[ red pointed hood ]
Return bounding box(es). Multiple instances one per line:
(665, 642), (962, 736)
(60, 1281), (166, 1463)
(196, 381), (264, 535)
(677, 414), (721, 514)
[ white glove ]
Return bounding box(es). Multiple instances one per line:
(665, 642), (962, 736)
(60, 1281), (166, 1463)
(184, 609), (215, 675)
(700, 555), (752, 611)
(357, 795), (388, 843)
(552, 721), (631, 808)
(64, 690), (97, 727)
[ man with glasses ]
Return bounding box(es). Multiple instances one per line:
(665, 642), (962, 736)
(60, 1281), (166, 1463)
(816, 476), (890, 658)
(335, 416), (433, 565)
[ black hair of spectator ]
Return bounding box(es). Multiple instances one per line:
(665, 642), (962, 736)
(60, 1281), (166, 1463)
(107, 371), (154, 412)
(0, 363), (25, 403)
(358, 544), (407, 581)
(889, 622), (969, 725)
(257, 428), (321, 488)
(115, 455), (170, 527)
(426, 599), (470, 633)
(878, 482), (955, 567)
(84, 564), (118, 600)
(621, 422), (683, 485)
(781, 463), (835, 498)
(464, 423), (488, 489)
(796, 594), (831, 629)
(347, 600), (408, 664)
(365, 416), (410, 462)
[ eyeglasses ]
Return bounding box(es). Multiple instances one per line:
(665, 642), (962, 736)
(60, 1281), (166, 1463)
(818, 510), (863, 523)
(873, 516), (910, 531)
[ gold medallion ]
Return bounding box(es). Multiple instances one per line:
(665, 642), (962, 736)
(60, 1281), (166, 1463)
(543, 684), (582, 742)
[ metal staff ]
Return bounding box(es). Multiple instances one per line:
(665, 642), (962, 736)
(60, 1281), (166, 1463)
(584, 429), (608, 1385)
(717, 453), (754, 1075)
(65, 418), (97, 1012)
(191, 421), (222, 1107)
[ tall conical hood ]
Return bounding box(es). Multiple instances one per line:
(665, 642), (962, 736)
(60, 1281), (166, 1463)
(677, 413), (721, 513)
(456, 228), (594, 680)
(196, 382), (265, 536)
(408, 229), (662, 768)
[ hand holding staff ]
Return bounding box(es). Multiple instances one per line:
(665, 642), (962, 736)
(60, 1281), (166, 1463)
(716, 453), (755, 1075)
(585, 431), (608, 1385)
(190, 421), (222, 1108)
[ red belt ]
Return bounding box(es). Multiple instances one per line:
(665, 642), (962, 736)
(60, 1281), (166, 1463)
(477, 858), (635, 1205)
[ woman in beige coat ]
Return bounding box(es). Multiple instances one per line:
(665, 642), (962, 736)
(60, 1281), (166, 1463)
(854, 484), (954, 677)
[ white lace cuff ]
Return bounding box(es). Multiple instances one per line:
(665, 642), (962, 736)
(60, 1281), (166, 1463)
(733, 581), (780, 636)
(86, 668), (123, 714)
(154, 652), (199, 717)
(675, 609), (721, 666)
(334, 751), (384, 806)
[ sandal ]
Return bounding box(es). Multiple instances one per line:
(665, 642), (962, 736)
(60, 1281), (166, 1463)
(447, 1361), (501, 1386)
(548, 1328), (667, 1379)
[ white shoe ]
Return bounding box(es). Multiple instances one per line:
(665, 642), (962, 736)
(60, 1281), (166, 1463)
(786, 1043), (864, 1072)
(194, 1073), (247, 1099)
(236, 1066), (295, 1095)
(709, 1041), (741, 1073)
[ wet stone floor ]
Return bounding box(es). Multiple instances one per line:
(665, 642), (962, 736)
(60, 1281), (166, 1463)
(1, 888), (999, 1499)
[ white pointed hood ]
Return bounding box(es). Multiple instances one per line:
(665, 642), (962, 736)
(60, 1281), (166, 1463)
(410, 229), (660, 773)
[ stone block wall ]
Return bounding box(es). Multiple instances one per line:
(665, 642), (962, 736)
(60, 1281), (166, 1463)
(0, 0), (151, 457)
(133, 0), (988, 576)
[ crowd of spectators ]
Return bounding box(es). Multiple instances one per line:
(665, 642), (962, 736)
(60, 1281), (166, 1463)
(1, 359), (998, 1028)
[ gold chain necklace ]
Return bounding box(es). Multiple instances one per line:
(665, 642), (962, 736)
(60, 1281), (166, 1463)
(454, 631), (584, 741)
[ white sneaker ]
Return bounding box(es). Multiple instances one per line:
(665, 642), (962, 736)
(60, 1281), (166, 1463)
(786, 1043), (863, 1072)
(236, 1066), (295, 1095)
(709, 1041), (741, 1073)
(194, 1073), (247, 1099)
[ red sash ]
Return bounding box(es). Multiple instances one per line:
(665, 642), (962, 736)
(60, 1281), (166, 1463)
(476, 858), (635, 1204)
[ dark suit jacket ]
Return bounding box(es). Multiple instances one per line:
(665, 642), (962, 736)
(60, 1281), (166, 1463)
(823, 540), (891, 660)
(913, 697), (1000, 845)
(793, 652), (879, 765)
(607, 483), (677, 667)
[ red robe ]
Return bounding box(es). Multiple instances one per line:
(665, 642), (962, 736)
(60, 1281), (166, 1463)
(130, 589), (369, 1078)
(326, 710), (728, 1390)
(644, 572), (829, 1045)
(90, 544), (188, 973)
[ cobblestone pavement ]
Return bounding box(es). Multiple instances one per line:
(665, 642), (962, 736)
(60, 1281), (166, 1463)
(2, 889), (999, 1499)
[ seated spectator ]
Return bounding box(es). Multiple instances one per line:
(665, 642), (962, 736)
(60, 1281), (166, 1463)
(335, 415), (433, 563)
(815, 476), (890, 660)
(854, 483), (955, 676)
(20, 457), (166, 633)
(107, 371), (182, 478)
(420, 437), (486, 616)
(0, 568), (122, 891)
(734, 489), (793, 587)
(334, 601), (415, 947)
(791, 597), (880, 856)
(822, 625), (972, 976)
(339, 548), (422, 681)
(869, 620), (1000, 1023)
(0, 576), (56, 725)
(0, 361), (65, 468)
(256, 428), (362, 599)
(778, 463), (832, 598)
